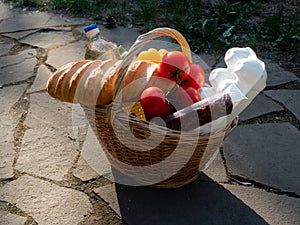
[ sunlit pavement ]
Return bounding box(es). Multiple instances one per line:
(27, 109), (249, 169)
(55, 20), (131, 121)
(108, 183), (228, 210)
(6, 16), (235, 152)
(0, 1), (299, 224)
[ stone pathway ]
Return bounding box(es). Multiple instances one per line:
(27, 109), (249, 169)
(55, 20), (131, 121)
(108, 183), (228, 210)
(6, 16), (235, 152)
(0, 2), (300, 225)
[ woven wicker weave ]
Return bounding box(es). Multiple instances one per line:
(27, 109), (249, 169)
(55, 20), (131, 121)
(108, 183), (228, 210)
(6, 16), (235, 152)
(82, 27), (237, 188)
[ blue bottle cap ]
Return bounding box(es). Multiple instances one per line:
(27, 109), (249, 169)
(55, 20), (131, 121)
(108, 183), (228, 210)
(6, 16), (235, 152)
(84, 24), (98, 33)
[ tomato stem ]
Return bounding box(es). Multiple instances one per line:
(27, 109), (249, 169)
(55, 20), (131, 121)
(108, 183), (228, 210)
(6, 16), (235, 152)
(168, 67), (185, 85)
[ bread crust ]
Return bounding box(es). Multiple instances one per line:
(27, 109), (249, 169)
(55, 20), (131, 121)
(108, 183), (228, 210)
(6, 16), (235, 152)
(46, 61), (76, 99)
(121, 60), (158, 102)
(47, 59), (163, 106)
(83, 59), (117, 105)
(55, 60), (90, 100)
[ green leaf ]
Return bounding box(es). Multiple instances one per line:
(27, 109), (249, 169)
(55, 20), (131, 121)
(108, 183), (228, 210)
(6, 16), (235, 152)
(275, 36), (284, 43)
(223, 25), (235, 38)
(292, 35), (300, 40)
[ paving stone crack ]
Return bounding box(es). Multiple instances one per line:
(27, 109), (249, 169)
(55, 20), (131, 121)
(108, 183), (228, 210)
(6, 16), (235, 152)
(238, 104), (300, 131)
(11, 52), (42, 170)
(0, 78), (33, 90)
(0, 61), (24, 70)
(10, 170), (114, 219)
(7, 41), (33, 54)
(82, 186), (123, 225)
(264, 79), (300, 91)
(0, 19), (7, 24)
(219, 146), (300, 198)
(0, 23), (90, 35)
(226, 174), (300, 199)
(219, 146), (230, 176)
(46, 38), (79, 52)
(0, 200), (38, 225)
(210, 54), (224, 70)
(12, 92), (30, 169)
(44, 62), (57, 72)
(14, 29), (40, 40)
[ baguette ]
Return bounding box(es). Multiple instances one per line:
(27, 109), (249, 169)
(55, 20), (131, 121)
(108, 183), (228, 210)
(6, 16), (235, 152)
(46, 59), (162, 106)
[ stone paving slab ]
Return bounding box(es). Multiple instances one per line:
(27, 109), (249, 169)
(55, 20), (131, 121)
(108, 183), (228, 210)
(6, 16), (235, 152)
(73, 155), (100, 182)
(223, 184), (300, 225)
(0, 83), (27, 180)
(46, 40), (87, 69)
(73, 126), (112, 182)
(239, 93), (283, 121)
(19, 28), (75, 49)
(3, 29), (37, 40)
(0, 48), (35, 68)
(95, 181), (300, 225)
(0, 174), (92, 225)
(96, 25), (141, 50)
(222, 123), (300, 195)
(0, 40), (14, 56)
(45, 25), (140, 69)
(0, 83), (28, 114)
(264, 89), (300, 121)
(94, 175), (270, 225)
(0, 8), (90, 34)
(93, 184), (120, 216)
(0, 114), (20, 180)
(28, 64), (52, 93)
(201, 151), (228, 183)
(264, 60), (299, 87)
(15, 126), (79, 181)
(0, 210), (27, 225)
(0, 43), (13, 56)
(25, 92), (73, 128)
(0, 49), (36, 86)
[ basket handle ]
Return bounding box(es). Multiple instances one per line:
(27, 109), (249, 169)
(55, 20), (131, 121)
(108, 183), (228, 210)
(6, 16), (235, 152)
(113, 27), (192, 100)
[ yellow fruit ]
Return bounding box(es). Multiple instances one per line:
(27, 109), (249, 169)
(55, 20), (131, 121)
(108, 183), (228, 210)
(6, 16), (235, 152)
(146, 48), (161, 63)
(158, 49), (168, 58)
(136, 51), (148, 61)
(136, 48), (168, 63)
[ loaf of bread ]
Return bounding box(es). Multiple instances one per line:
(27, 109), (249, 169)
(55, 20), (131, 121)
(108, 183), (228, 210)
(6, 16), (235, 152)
(46, 59), (163, 106)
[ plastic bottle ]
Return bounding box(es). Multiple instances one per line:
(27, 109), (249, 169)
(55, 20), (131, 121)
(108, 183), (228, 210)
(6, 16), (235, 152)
(84, 24), (127, 60)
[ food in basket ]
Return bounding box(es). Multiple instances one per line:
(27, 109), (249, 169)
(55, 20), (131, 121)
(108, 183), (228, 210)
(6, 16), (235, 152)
(136, 48), (168, 63)
(47, 59), (122, 106)
(158, 51), (191, 83)
(47, 60), (90, 102)
(121, 60), (176, 101)
(165, 93), (233, 131)
(181, 63), (205, 89)
(46, 58), (172, 106)
(140, 86), (171, 120)
(134, 49), (207, 125)
(169, 86), (202, 110)
(45, 27), (267, 189)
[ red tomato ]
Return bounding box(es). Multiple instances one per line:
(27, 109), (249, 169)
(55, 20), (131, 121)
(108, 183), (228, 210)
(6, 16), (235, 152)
(173, 87), (202, 110)
(181, 63), (205, 90)
(140, 87), (171, 120)
(158, 51), (191, 84)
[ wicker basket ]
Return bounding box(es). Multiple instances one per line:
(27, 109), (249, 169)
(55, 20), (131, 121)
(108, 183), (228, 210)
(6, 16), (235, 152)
(82, 28), (237, 188)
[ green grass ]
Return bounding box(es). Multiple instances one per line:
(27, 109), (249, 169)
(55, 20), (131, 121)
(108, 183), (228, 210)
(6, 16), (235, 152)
(7, 0), (300, 62)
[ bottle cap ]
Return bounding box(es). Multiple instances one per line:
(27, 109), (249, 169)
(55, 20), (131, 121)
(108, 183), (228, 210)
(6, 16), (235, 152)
(84, 24), (100, 38)
(84, 24), (98, 33)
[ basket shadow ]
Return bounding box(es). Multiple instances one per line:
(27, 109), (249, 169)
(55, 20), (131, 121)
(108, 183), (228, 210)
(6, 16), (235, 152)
(114, 172), (268, 225)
